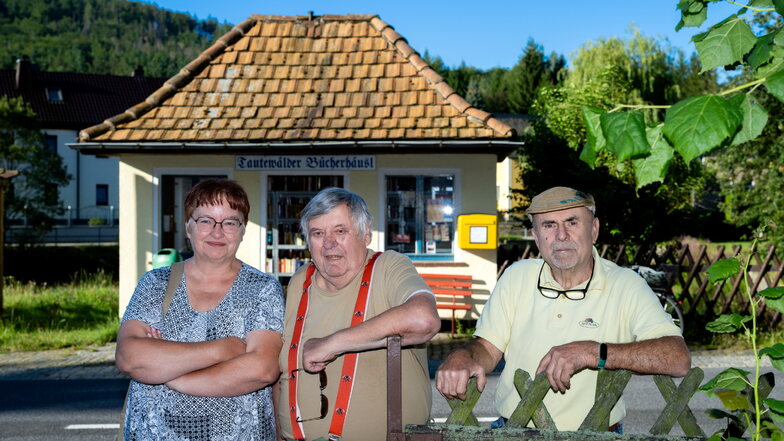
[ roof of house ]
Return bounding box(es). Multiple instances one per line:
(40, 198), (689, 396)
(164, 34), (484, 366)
(0, 64), (165, 131)
(76, 14), (520, 157)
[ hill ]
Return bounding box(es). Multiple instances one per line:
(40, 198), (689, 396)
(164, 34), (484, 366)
(0, 0), (233, 77)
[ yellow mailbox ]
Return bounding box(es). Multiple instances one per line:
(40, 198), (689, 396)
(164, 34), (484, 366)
(457, 214), (497, 249)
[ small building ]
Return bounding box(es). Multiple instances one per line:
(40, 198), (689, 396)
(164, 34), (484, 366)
(0, 57), (165, 242)
(73, 14), (523, 317)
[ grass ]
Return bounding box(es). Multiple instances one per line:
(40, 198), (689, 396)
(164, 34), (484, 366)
(0, 270), (119, 352)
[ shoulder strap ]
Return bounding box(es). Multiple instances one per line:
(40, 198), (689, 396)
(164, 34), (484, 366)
(162, 261), (184, 318)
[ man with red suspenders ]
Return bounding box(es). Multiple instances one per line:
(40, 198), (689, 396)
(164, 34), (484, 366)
(276, 187), (441, 441)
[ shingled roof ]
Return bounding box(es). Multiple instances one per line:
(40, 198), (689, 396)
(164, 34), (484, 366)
(76, 14), (519, 156)
(0, 63), (165, 131)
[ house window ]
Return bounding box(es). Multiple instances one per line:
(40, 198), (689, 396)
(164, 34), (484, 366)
(44, 135), (57, 154)
(96, 184), (109, 206)
(45, 87), (63, 103)
(385, 175), (454, 257)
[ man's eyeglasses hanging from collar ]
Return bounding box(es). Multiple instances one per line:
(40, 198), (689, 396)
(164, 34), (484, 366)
(537, 262), (594, 300)
(292, 369), (328, 422)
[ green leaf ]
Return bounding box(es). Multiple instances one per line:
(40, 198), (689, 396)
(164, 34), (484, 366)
(766, 70), (784, 104)
(765, 398), (784, 425)
(762, 422), (784, 441)
(695, 16), (757, 72)
(677, 1), (708, 31)
(699, 368), (750, 397)
(582, 106), (606, 152)
(717, 389), (750, 411)
(579, 143), (597, 169)
(731, 94), (768, 145)
(705, 408), (736, 420)
(765, 293), (784, 314)
(748, 32), (777, 69)
(756, 47), (784, 78)
(633, 124), (675, 189)
(663, 95), (743, 163)
(774, 0), (784, 15)
(759, 286), (784, 299)
(760, 343), (784, 372)
(600, 111), (650, 161)
(706, 257), (741, 283)
(705, 313), (751, 333)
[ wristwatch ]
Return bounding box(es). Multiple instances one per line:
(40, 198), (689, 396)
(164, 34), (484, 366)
(598, 343), (607, 369)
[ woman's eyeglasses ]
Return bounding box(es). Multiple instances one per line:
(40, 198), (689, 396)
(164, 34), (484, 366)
(190, 216), (243, 234)
(537, 262), (594, 300)
(292, 369), (328, 422)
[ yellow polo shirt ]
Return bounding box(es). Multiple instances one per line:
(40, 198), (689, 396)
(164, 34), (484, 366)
(474, 247), (681, 431)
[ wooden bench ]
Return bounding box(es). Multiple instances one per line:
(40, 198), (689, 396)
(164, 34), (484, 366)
(420, 273), (474, 335)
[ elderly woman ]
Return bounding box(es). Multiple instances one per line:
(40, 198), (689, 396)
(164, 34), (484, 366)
(116, 178), (284, 441)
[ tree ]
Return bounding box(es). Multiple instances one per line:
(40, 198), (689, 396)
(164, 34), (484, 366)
(517, 31), (723, 243)
(0, 96), (70, 239)
(581, 1), (784, 195)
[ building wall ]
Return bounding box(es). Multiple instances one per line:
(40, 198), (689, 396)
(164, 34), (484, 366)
(117, 153), (499, 319)
(43, 128), (120, 223)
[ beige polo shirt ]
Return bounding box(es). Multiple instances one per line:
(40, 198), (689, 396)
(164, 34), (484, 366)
(474, 247), (681, 431)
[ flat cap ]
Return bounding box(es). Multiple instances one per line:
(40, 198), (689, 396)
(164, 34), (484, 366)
(525, 186), (595, 215)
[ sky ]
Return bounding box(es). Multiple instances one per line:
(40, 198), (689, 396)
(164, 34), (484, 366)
(141, 0), (740, 70)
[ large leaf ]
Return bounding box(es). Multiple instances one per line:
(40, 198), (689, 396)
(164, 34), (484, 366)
(695, 16), (757, 72)
(663, 95), (743, 163)
(579, 143), (597, 169)
(706, 257), (741, 283)
(756, 47), (784, 78)
(759, 286), (784, 299)
(583, 106), (606, 152)
(699, 368), (751, 397)
(760, 286), (784, 314)
(759, 343), (784, 372)
(747, 32), (777, 69)
(731, 94), (768, 145)
(633, 124), (675, 189)
(716, 389), (749, 411)
(765, 398), (784, 425)
(766, 69), (784, 104)
(706, 313), (751, 333)
(600, 111), (650, 161)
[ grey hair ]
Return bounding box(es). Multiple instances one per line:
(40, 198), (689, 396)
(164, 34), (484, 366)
(527, 205), (596, 226)
(300, 187), (373, 243)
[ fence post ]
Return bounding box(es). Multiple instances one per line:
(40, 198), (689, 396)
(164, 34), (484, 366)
(387, 335), (404, 441)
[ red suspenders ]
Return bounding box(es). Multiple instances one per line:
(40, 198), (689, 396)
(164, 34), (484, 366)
(288, 252), (382, 441)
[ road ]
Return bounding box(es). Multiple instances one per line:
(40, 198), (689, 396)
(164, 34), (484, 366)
(0, 367), (780, 440)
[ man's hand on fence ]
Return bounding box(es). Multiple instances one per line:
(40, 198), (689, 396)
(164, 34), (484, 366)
(536, 340), (597, 393)
(436, 338), (503, 400)
(436, 348), (487, 400)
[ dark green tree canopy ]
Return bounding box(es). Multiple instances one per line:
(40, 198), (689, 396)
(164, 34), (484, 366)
(0, 0), (232, 77)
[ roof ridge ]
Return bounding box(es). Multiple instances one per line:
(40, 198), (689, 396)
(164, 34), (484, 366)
(80, 17), (259, 141)
(369, 16), (515, 138)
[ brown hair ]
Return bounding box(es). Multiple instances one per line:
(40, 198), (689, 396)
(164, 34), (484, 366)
(184, 179), (250, 223)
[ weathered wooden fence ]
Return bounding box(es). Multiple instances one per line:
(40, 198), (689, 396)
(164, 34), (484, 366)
(501, 243), (783, 327)
(385, 337), (730, 441)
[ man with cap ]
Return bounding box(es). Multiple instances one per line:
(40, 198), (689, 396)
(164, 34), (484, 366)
(436, 186), (690, 432)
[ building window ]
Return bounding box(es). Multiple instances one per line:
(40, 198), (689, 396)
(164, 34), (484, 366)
(45, 87), (63, 103)
(96, 184), (109, 206)
(385, 175), (454, 256)
(44, 135), (57, 154)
